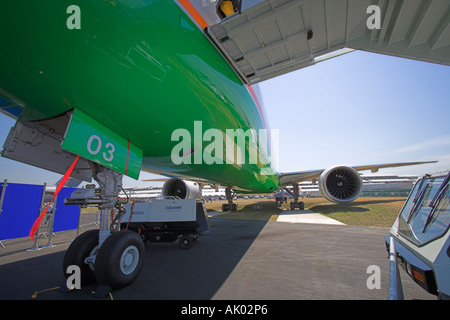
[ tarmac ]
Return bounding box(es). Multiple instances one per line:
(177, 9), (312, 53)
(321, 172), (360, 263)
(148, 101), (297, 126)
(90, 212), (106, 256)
(0, 210), (436, 301)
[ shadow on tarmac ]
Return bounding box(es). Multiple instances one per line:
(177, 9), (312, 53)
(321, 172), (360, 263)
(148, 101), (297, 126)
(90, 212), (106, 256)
(0, 218), (268, 300)
(0, 215), (436, 300)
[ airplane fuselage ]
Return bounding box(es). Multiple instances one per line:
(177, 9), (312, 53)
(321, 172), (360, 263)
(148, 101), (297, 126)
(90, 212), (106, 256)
(0, 1), (279, 193)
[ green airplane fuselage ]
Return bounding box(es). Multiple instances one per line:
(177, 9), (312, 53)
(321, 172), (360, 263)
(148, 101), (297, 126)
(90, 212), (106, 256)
(0, 0), (279, 193)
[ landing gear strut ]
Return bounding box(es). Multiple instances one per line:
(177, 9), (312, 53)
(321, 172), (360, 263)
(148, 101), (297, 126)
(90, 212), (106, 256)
(275, 184), (304, 210)
(289, 183), (305, 210)
(221, 187), (237, 211)
(63, 163), (145, 291)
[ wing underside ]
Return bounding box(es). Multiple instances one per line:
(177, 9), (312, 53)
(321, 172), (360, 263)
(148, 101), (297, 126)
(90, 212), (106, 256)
(278, 161), (438, 186)
(142, 160), (437, 191)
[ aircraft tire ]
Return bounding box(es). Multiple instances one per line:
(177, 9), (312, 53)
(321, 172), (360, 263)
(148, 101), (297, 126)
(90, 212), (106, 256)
(63, 229), (99, 286)
(299, 201), (305, 210)
(94, 230), (145, 290)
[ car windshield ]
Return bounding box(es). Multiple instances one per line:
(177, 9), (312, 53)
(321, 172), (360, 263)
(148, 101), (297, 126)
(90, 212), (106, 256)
(398, 174), (450, 246)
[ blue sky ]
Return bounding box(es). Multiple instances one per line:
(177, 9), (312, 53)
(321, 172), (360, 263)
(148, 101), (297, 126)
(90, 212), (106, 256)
(0, 50), (449, 188)
(260, 50), (450, 177)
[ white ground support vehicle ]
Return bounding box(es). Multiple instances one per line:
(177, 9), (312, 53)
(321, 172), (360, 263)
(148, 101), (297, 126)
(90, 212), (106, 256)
(386, 172), (450, 300)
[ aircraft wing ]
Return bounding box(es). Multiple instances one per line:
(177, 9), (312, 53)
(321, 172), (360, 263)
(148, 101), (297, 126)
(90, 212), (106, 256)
(143, 160), (437, 188)
(207, 0), (450, 84)
(278, 160), (437, 185)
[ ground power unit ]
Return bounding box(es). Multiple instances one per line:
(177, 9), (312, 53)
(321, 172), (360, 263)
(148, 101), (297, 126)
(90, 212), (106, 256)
(120, 199), (210, 249)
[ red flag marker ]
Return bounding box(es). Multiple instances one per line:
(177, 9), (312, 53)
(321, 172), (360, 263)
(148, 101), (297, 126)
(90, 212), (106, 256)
(29, 156), (80, 241)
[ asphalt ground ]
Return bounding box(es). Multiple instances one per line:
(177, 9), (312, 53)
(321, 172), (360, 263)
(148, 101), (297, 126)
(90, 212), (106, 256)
(0, 213), (436, 301)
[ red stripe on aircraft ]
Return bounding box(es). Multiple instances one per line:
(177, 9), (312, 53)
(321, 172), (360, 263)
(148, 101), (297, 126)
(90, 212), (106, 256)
(125, 140), (130, 175)
(178, 0), (209, 29)
(246, 84), (267, 130)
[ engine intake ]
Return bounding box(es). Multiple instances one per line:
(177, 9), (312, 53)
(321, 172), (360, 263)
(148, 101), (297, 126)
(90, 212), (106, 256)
(162, 178), (201, 199)
(318, 166), (363, 203)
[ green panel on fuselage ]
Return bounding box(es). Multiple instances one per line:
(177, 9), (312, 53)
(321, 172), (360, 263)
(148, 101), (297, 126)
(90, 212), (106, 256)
(63, 108), (142, 179)
(0, 0), (279, 192)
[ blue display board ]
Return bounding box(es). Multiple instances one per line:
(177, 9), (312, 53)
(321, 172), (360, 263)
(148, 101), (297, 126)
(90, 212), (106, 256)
(0, 183), (43, 241)
(0, 183), (81, 241)
(53, 187), (80, 232)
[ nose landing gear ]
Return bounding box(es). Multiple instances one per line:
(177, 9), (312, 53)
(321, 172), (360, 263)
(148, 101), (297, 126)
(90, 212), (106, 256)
(63, 164), (145, 293)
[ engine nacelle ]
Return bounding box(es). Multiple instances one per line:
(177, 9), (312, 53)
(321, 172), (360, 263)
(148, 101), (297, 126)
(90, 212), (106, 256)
(318, 166), (363, 203)
(162, 178), (201, 199)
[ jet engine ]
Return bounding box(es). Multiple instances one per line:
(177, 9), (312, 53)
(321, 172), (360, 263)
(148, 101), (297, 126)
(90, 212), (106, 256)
(162, 178), (202, 199)
(318, 166), (363, 203)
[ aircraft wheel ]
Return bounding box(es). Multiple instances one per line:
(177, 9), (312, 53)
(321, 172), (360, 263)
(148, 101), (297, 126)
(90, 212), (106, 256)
(63, 229), (99, 286)
(222, 204), (229, 211)
(95, 230), (145, 290)
(232, 203), (237, 211)
(299, 201), (305, 210)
